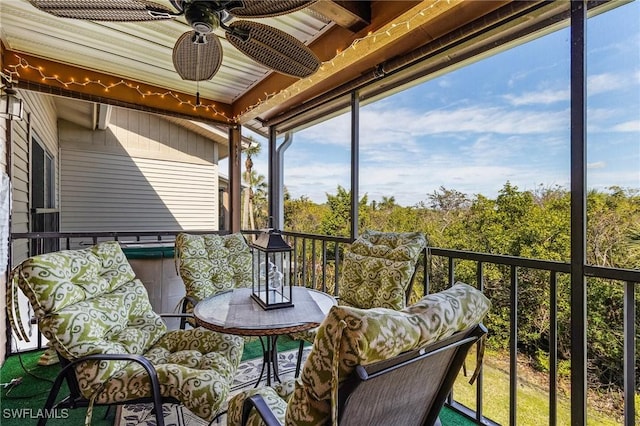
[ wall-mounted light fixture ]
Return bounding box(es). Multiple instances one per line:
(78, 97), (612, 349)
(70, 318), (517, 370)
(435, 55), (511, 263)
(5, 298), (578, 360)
(0, 87), (24, 121)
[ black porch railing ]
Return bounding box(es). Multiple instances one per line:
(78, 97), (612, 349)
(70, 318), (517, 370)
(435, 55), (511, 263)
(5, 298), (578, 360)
(7, 231), (640, 425)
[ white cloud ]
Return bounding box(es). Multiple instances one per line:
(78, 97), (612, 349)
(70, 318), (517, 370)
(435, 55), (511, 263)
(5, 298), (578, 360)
(280, 99), (576, 205)
(587, 169), (640, 190)
(281, 130), (574, 206)
(438, 78), (452, 88)
(587, 72), (628, 95)
(503, 70), (639, 107)
(587, 161), (606, 169)
(612, 120), (640, 132)
(359, 104), (569, 137)
(503, 89), (570, 106)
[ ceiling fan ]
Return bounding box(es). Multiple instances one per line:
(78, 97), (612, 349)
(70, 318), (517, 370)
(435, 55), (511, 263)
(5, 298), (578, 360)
(28, 0), (322, 81)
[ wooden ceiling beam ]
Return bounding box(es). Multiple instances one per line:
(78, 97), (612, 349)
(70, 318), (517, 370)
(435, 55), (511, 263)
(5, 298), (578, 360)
(233, 0), (511, 125)
(232, 0), (422, 122)
(310, 1), (371, 32)
(2, 50), (234, 125)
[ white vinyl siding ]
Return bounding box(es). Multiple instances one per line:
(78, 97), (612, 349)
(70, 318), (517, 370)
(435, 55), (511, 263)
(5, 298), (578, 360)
(6, 91), (59, 355)
(10, 91), (59, 265)
(58, 106), (221, 232)
(60, 149), (218, 231)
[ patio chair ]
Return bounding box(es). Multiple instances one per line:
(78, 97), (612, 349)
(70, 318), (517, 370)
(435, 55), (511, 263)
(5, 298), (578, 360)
(7, 241), (244, 426)
(293, 230), (427, 375)
(175, 232), (253, 329)
(226, 282), (491, 426)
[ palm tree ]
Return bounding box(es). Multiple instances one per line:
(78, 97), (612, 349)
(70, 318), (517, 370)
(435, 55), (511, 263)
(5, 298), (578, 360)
(242, 137), (261, 231)
(379, 196), (397, 210)
(248, 171), (268, 228)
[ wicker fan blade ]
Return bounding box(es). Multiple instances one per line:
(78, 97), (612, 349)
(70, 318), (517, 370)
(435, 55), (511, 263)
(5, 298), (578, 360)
(227, 0), (317, 18)
(172, 31), (223, 81)
(29, 0), (175, 21)
(226, 21), (319, 78)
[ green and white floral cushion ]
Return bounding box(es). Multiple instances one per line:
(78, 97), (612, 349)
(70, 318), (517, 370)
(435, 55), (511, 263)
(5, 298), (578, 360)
(227, 282), (490, 426)
(339, 230), (427, 310)
(175, 232), (253, 313)
(291, 231), (427, 347)
(9, 241), (244, 422)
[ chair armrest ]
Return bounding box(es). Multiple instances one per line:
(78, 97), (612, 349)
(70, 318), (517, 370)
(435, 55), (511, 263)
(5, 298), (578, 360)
(159, 313), (192, 319)
(45, 353), (164, 419)
(58, 353), (161, 395)
(242, 394), (283, 426)
(182, 295), (200, 310)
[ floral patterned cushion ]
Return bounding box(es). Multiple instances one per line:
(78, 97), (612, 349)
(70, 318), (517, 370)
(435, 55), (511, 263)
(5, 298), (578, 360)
(227, 282), (491, 426)
(175, 232), (253, 311)
(9, 241), (244, 422)
(339, 230), (427, 310)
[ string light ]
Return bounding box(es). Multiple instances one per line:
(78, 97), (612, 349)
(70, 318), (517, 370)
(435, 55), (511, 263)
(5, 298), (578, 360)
(4, 55), (230, 122)
(234, 0), (455, 121)
(4, 0), (454, 123)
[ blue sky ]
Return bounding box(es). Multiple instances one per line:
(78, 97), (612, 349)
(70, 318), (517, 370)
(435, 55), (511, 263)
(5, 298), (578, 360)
(244, 1), (639, 207)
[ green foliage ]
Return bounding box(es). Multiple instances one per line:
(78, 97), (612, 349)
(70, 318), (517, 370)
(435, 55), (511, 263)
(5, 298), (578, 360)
(284, 194), (327, 234)
(283, 182), (640, 394)
(319, 185), (368, 237)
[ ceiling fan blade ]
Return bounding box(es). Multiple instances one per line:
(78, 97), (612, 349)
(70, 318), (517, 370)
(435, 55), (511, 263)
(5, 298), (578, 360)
(172, 31), (223, 81)
(28, 0), (176, 21)
(226, 0), (317, 18)
(226, 21), (320, 78)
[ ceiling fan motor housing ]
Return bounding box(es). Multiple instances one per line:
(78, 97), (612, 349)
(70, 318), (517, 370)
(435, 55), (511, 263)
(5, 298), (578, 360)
(185, 2), (220, 35)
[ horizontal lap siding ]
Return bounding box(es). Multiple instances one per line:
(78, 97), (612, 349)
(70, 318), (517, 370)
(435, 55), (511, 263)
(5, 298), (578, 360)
(59, 107), (221, 233)
(6, 91), (59, 359)
(11, 92), (58, 265)
(60, 149), (218, 232)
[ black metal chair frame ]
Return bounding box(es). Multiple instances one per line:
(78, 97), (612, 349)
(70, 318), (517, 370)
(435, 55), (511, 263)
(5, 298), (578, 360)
(40, 313), (196, 426)
(244, 324), (487, 426)
(179, 295), (200, 329)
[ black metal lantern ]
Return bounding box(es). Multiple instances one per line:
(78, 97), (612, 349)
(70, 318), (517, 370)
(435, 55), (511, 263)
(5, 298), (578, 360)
(0, 87), (24, 121)
(250, 229), (293, 310)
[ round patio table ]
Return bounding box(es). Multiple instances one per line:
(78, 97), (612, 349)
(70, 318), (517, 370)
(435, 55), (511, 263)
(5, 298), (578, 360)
(194, 287), (336, 386)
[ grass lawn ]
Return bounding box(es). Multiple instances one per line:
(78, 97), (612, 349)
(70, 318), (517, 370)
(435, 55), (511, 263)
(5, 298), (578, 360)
(451, 350), (638, 426)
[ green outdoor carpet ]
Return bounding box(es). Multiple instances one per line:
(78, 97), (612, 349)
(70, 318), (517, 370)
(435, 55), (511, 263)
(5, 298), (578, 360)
(0, 350), (112, 426)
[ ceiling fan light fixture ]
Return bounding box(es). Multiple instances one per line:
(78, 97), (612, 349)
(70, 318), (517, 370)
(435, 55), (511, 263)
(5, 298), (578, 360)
(173, 31), (223, 81)
(191, 32), (208, 44)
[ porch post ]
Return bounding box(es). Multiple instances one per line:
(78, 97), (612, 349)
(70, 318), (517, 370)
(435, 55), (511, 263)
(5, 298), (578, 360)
(569, 1), (587, 425)
(350, 91), (359, 240)
(268, 126), (277, 228)
(228, 125), (242, 233)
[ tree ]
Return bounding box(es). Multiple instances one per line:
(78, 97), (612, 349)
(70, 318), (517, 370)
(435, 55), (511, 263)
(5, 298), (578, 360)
(320, 186), (368, 237)
(247, 170), (268, 228)
(428, 186), (469, 211)
(284, 194), (327, 233)
(242, 137), (261, 230)
(378, 196), (396, 210)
